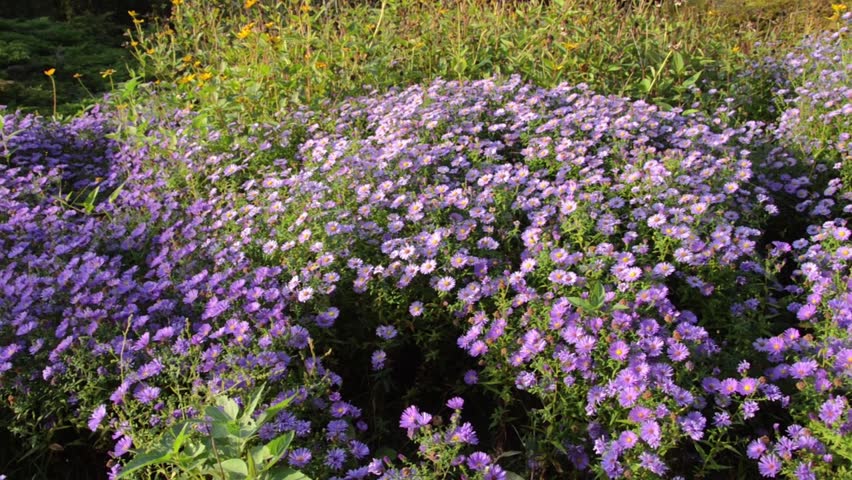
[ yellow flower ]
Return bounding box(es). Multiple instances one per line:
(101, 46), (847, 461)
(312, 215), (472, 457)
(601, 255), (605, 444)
(146, 48), (155, 55)
(244, 0), (258, 8)
(731, 46), (741, 54)
(100, 68), (115, 78)
(73, 73), (82, 79)
(316, 61), (327, 69)
(133, 18), (144, 25)
(44, 68), (56, 77)
(177, 73), (196, 84)
(236, 22), (255, 39)
(563, 41), (580, 52)
(300, 3), (311, 13)
(198, 72), (213, 81)
(828, 3), (847, 21)
(128, 10), (137, 17)
(171, 0), (183, 5)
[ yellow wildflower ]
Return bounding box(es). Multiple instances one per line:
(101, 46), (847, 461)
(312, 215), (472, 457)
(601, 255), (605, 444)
(563, 41), (580, 52)
(100, 69), (115, 78)
(300, 3), (311, 13)
(731, 46), (740, 54)
(133, 18), (144, 25)
(182, 54), (193, 63)
(44, 68), (56, 77)
(316, 61), (327, 69)
(177, 73), (196, 84)
(198, 72), (213, 81)
(146, 48), (156, 55)
(244, 0), (258, 8)
(236, 22), (255, 39)
(130, 40), (139, 47)
(172, 0), (183, 5)
(73, 73), (82, 79)
(828, 4), (847, 21)
(128, 10), (137, 17)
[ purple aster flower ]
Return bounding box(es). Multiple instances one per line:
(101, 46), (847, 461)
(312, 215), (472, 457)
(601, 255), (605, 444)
(111, 435), (132, 457)
(446, 397), (465, 410)
(758, 454), (782, 478)
(289, 448), (312, 468)
(467, 452), (491, 471)
(609, 341), (629, 361)
(435, 276), (456, 292)
(640, 420), (662, 448)
(88, 404), (107, 432)
(638, 452), (668, 475)
(818, 397), (846, 427)
(464, 370), (478, 385)
(376, 325), (398, 340)
(325, 448), (346, 470)
(400, 405), (421, 430)
(747, 439), (767, 459)
(133, 384), (160, 404)
(409, 301), (424, 316)
(371, 350), (387, 371)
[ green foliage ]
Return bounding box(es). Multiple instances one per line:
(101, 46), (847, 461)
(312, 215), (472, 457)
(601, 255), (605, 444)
(119, 387), (311, 480)
(0, 15), (130, 115)
(123, 0), (828, 129)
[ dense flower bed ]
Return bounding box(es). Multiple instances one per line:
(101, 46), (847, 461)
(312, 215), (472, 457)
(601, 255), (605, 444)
(0, 14), (849, 480)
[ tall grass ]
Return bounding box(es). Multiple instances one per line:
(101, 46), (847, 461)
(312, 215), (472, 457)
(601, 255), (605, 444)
(122, 0), (838, 127)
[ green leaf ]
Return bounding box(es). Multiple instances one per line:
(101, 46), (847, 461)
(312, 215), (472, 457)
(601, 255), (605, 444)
(241, 385), (267, 423)
(266, 467), (311, 480)
(116, 449), (173, 478)
(611, 304), (630, 311)
(682, 71), (702, 88)
(637, 78), (652, 94)
(504, 472), (525, 480)
(567, 296), (594, 311)
(673, 51), (684, 74)
(590, 282), (605, 307)
(257, 395), (295, 424)
(206, 405), (231, 423)
(107, 180), (126, 204)
(219, 397), (240, 421)
(220, 458), (248, 477)
(262, 431), (294, 469)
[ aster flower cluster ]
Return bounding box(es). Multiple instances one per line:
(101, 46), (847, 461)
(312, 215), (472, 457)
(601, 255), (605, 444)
(367, 397), (506, 480)
(0, 107), (369, 478)
(1, 16), (851, 478)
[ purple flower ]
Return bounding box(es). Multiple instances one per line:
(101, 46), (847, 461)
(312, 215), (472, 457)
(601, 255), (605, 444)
(133, 384), (161, 404)
(376, 325), (398, 340)
(325, 448), (346, 470)
(435, 276), (456, 292)
(289, 448), (312, 468)
(758, 454), (782, 478)
(464, 370), (478, 385)
(446, 397), (464, 410)
(467, 452), (491, 471)
(608, 341), (629, 361)
(111, 435), (132, 458)
(88, 404), (107, 432)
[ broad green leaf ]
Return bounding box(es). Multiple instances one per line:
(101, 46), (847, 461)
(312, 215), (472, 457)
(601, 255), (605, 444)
(258, 395), (295, 424)
(220, 458), (248, 477)
(637, 78), (652, 94)
(673, 51), (684, 74)
(218, 397), (240, 421)
(206, 405), (231, 423)
(241, 385), (266, 423)
(590, 282), (605, 307)
(252, 445), (271, 468)
(567, 297), (593, 311)
(682, 71), (702, 88)
(263, 431), (295, 468)
(266, 466), (312, 480)
(107, 180), (126, 204)
(504, 471), (525, 480)
(116, 449), (173, 478)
